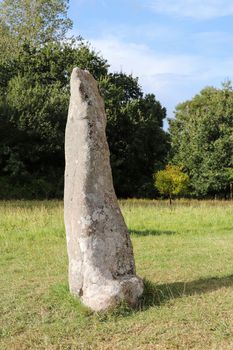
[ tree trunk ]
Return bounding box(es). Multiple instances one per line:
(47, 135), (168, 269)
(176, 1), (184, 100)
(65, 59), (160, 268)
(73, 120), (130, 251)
(169, 195), (172, 206)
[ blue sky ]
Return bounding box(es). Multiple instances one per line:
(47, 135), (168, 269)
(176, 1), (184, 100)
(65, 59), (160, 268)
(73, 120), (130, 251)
(68, 0), (233, 126)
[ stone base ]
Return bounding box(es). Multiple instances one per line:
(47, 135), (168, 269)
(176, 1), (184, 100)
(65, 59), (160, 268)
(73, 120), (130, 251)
(71, 275), (144, 311)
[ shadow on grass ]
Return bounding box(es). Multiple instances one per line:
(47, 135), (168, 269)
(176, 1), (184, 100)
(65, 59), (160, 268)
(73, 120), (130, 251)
(129, 229), (176, 236)
(139, 275), (233, 310)
(48, 275), (233, 319)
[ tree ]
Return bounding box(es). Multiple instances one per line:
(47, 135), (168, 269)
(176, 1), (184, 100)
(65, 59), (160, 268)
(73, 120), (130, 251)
(1, 46), (170, 199)
(0, 41), (170, 199)
(169, 83), (233, 198)
(0, 0), (170, 201)
(100, 73), (170, 197)
(0, 41), (109, 198)
(155, 165), (189, 204)
(0, 0), (72, 59)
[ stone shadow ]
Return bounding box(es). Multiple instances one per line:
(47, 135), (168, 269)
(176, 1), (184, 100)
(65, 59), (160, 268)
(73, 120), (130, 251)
(138, 275), (233, 310)
(129, 229), (176, 236)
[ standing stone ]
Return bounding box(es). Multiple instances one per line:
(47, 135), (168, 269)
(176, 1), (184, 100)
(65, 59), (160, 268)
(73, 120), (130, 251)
(64, 68), (143, 311)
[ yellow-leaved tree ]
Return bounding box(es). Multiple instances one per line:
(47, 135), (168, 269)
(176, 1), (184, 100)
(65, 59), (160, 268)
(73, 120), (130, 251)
(155, 165), (189, 204)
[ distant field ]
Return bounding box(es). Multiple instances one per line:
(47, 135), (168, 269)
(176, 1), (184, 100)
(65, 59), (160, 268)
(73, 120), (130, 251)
(1, 200), (233, 350)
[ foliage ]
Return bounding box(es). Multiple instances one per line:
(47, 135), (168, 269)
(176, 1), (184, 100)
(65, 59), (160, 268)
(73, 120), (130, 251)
(155, 165), (189, 203)
(0, 0), (169, 199)
(0, 0), (72, 59)
(169, 82), (233, 198)
(0, 41), (169, 199)
(100, 73), (169, 197)
(0, 41), (109, 198)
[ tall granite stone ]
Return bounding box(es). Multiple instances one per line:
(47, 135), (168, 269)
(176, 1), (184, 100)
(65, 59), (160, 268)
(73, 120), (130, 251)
(64, 68), (143, 311)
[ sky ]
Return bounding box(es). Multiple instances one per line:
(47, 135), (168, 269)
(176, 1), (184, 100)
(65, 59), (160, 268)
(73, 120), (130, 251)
(68, 0), (233, 127)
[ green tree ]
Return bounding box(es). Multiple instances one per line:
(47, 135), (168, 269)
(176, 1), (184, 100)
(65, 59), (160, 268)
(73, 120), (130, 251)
(0, 0), (72, 44)
(0, 41), (108, 198)
(0, 0), (170, 199)
(169, 83), (233, 198)
(155, 165), (189, 204)
(100, 73), (169, 197)
(0, 42), (169, 199)
(0, 0), (72, 59)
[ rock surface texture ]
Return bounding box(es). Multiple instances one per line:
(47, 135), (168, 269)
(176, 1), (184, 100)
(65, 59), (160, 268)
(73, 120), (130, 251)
(64, 68), (143, 311)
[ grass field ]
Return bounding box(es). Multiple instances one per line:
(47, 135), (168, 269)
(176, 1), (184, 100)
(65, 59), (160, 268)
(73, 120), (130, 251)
(1, 199), (233, 350)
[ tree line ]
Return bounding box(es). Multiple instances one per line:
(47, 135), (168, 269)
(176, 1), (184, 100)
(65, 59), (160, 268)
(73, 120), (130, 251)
(1, 0), (232, 200)
(169, 82), (233, 199)
(0, 0), (169, 199)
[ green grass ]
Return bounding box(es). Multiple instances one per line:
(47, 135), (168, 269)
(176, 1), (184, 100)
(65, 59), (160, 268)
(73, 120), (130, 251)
(1, 199), (233, 349)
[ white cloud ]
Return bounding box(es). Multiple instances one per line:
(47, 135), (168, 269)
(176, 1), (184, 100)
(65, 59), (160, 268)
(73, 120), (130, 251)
(91, 37), (199, 80)
(147, 0), (233, 19)
(90, 37), (204, 116)
(90, 36), (233, 121)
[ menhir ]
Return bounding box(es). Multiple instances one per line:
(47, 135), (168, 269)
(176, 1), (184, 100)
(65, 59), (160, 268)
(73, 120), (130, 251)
(64, 68), (143, 311)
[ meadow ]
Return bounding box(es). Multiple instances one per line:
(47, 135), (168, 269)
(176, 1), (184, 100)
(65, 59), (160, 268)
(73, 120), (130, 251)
(1, 199), (233, 350)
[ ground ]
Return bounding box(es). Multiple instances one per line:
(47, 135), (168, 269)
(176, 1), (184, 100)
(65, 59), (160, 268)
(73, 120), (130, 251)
(1, 199), (233, 350)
